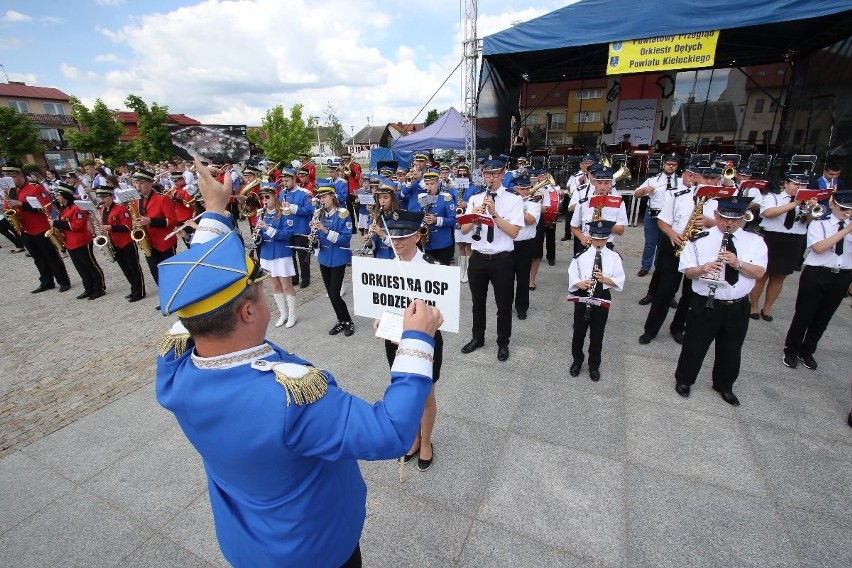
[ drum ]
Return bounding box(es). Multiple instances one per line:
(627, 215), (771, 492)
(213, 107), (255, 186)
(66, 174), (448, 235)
(543, 191), (559, 226)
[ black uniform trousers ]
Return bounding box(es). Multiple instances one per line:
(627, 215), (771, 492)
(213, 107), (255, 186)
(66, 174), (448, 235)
(534, 220), (556, 263)
(563, 207), (573, 239)
(145, 246), (175, 286)
(571, 288), (612, 369)
(114, 242), (146, 299)
(0, 217), (23, 248)
(291, 234), (311, 285)
(426, 244), (454, 266)
(675, 294), (751, 391)
(643, 237), (691, 336)
(22, 233), (70, 288)
(784, 266), (852, 357)
(513, 238), (536, 313)
(320, 264), (351, 322)
(68, 243), (105, 295)
(468, 250), (515, 345)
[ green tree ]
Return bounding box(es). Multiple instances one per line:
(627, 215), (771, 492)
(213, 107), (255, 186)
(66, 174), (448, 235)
(323, 103), (345, 154)
(0, 107), (44, 162)
(424, 109), (440, 127)
(246, 104), (314, 163)
(125, 94), (173, 162)
(64, 97), (125, 159)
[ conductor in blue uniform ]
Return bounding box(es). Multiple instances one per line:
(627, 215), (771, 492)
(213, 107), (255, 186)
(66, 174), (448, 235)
(155, 160), (443, 567)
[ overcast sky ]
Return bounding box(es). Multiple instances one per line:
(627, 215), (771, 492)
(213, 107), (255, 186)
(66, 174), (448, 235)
(1, 0), (579, 134)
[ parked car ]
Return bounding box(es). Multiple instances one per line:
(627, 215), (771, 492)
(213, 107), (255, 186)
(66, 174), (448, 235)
(311, 153), (342, 165)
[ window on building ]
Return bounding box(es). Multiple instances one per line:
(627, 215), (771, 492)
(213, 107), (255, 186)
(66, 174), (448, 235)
(547, 112), (565, 130)
(43, 103), (65, 115)
(747, 130), (758, 143)
(39, 128), (61, 140)
(757, 70), (766, 77)
(8, 100), (29, 113)
(575, 89), (602, 100)
(753, 99), (765, 113)
(525, 115), (540, 128)
(573, 111), (601, 124)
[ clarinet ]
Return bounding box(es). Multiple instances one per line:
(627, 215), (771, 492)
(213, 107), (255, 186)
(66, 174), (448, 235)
(705, 228), (732, 311)
(584, 249), (602, 322)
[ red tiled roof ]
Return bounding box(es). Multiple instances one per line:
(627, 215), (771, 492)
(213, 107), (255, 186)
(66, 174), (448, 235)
(116, 111), (201, 141)
(0, 83), (70, 101)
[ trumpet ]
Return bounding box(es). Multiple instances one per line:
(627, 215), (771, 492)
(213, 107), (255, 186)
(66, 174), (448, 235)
(91, 208), (116, 262)
(795, 201), (826, 223)
(126, 200), (152, 257)
(164, 213), (203, 240)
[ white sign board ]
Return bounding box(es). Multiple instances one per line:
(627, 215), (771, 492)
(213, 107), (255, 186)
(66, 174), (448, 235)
(351, 256), (461, 333)
(615, 99), (657, 146)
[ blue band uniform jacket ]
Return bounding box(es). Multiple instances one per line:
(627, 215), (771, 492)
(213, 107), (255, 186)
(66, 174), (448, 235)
(317, 208), (353, 267)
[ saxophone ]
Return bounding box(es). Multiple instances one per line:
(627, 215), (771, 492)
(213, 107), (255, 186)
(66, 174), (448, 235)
(41, 205), (66, 251)
(675, 197), (708, 257)
(359, 204), (379, 256)
(92, 207), (116, 262)
(3, 191), (22, 234)
(126, 199), (152, 257)
(418, 194), (434, 246)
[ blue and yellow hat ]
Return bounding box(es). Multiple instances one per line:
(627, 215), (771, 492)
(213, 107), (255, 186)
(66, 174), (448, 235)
(375, 177), (398, 194)
(280, 167), (296, 179)
(422, 168), (440, 181)
(414, 153), (429, 162)
(315, 179), (336, 196)
(158, 230), (267, 318)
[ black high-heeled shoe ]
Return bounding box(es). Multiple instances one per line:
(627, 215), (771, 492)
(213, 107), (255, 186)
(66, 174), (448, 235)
(417, 444), (434, 471)
(400, 446), (420, 464)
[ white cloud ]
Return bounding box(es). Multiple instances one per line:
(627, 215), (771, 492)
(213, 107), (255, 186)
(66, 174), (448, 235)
(40, 16), (64, 25)
(9, 72), (39, 84)
(95, 0), (126, 6)
(60, 63), (99, 82)
(0, 37), (24, 49)
(94, 53), (124, 63)
(2, 10), (31, 23)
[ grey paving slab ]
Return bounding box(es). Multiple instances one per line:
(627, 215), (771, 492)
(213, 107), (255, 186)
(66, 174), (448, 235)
(361, 484), (473, 566)
(162, 494), (229, 567)
(456, 521), (600, 568)
(437, 361), (524, 429)
(0, 451), (75, 535)
(478, 434), (626, 567)
(627, 466), (798, 568)
(0, 487), (152, 568)
(747, 422), (852, 516)
(626, 401), (768, 496)
(118, 534), (216, 568)
(83, 425), (207, 528)
(781, 507), (852, 568)
(21, 383), (173, 483)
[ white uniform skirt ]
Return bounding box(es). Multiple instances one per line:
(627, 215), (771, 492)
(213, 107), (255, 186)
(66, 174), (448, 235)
(455, 226), (473, 244)
(356, 212), (371, 230)
(260, 256), (296, 278)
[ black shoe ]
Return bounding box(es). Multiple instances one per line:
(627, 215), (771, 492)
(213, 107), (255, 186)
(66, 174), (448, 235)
(128, 296), (143, 303)
(760, 309), (773, 322)
(569, 361), (582, 377)
(417, 443), (433, 471)
(461, 338), (484, 354)
(782, 352), (798, 369)
(798, 353), (817, 370)
(637, 268), (650, 277)
(299, 280), (310, 289)
(125, 294), (132, 299)
(154, 305), (161, 311)
(329, 322), (346, 335)
(560, 236), (570, 241)
(31, 284), (55, 294)
(847, 412), (852, 429)
(89, 290), (105, 300)
(675, 382), (691, 397)
(343, 321), (355, 337)
(589, 368), (600, 382)
(401, 445), (419, 464)
(548, 259), (555, 266)
(715, 388), (740, 406)
(497, 345), (509, 361)
(517, 310), (527, 320)
(638, 294), (653, 306)
(639, 333), (654, 345)
(749, 312), (760, 320)
(292, 278), (299, 286)
(669, 297), (678, 309)
(58, 284), (71, 292)
(76, 292), (91, 300)
(671, 329), (684, 344)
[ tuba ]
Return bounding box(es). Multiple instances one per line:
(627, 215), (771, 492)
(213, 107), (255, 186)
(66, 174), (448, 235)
(237, 178), (260, 219)
(126, 199), (152, 257)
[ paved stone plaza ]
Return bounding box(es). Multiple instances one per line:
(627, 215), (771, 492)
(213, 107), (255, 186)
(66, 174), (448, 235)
(1, 223), (850, 567)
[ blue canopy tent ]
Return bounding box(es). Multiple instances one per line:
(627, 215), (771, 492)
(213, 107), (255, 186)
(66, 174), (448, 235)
(478, 0), (852, 158)
(392, 107), (467, 151)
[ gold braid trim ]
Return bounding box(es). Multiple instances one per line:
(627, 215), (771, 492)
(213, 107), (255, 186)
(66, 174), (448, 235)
(157, 331), (191, 358)
(274, 367), (328, 406)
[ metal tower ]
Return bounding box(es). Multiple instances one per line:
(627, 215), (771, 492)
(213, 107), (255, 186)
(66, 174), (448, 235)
(461, 0), (479, 165)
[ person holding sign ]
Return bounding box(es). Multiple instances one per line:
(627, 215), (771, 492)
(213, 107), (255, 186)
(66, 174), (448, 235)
(312, 183), (356, 336)
(748, 173), (815, 322)
(256, 184), (299, 328)
(155, 158), (444, 567)
(52, 182), (106, 300)
(375, 209), (443, 471)
(459, 158), (524, 362)
(567, 220), (625, 381)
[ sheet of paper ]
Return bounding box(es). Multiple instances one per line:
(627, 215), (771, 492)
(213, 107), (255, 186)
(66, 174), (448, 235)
(375, 311), (403, 343)
(26, 196), (44, 209)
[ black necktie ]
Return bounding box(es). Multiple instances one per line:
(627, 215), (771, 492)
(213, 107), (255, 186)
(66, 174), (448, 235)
(725, 235), (739, 285)
(783, 195), (796, 229)
(666, 175), (672, 190)
(837, 221), (845, 256)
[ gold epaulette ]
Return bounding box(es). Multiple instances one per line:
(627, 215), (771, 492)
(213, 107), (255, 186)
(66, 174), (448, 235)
(273, 364), (329, 406)
(338, 209), (350, 218)
(282, 207), (293, 215)
(443, 193), (452, 201)
(157, 321), (191, 358)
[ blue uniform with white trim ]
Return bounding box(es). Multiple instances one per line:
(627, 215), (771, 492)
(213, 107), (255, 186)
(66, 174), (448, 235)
(316, 208), (353, 267)
(258, 209), (295, 261)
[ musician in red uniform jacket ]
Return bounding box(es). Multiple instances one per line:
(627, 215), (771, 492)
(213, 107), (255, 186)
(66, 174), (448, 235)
(132, 168), (177, 291)
(2, 164), (70, 293)
(169, 172), (197, 248)
(298, 153), (316, 186)
(297, 167), (315, 195)
(342, 152), (361, 222)
(98, 182), (146, 302)
(235, 165), (263, 230)
(52, 183), (105, 300)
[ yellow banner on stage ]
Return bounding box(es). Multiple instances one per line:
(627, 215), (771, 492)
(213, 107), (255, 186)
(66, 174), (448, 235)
(606, 31), (719, 75)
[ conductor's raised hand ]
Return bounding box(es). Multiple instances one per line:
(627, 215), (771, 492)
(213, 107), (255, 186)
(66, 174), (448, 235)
(193, 158), (231, 214)
(402, 299), (443, 337)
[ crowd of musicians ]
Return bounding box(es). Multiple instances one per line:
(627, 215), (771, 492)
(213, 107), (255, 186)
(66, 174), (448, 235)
(1, 151), (850, 414)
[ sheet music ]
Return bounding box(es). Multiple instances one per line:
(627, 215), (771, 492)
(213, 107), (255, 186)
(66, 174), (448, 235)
(375, 311), (404, 343)
(115, 188), (141, 204)
(25, 196), (44, 209)
(357, 192), (375, 205)
(0, 177), (14, 191)
(74, 199), (97, 213)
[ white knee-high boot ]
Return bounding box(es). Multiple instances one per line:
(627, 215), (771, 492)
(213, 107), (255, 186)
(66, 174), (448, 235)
(285, 295), (297, 328)
(460, 255), (469, 283)
(273, 292), (287, 327)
